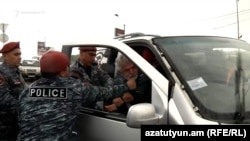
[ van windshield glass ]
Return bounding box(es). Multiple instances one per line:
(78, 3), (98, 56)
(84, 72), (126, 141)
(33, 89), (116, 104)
(153, 36), (250, 123)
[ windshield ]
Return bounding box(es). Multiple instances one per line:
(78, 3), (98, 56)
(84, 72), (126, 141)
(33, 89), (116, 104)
(153, 36), (250, 123)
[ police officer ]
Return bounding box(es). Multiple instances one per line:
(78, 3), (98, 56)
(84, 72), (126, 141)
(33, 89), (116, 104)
(0, 41), (26, 141)
(71, 46), (114, 86)
(0, 41), (26, 99)
(17, 51), (136, 141)
(70, 46), (115, 108)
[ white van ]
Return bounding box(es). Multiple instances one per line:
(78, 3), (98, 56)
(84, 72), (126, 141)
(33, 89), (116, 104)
(62, 33), (250, 141)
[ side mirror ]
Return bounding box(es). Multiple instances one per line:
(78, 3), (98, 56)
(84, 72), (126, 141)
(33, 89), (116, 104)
(126, 103), (160, 128)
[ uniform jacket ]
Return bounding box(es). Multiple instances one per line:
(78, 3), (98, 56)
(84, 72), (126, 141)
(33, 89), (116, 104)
(70, 59), (115, 108)
(106, 72), (152, 115)
(0, 62), (26, 99)
(70, 59), (114, 87)
(0, 62), (27, 140)
(17, 77), (129, 141)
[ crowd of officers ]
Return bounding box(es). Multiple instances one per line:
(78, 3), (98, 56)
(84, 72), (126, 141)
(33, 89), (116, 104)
(0, 41), (151, 141)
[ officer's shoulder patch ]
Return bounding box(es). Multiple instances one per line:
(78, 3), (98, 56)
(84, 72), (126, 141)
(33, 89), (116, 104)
(0, 74), (6, 86)
(29, 87), (67, 99)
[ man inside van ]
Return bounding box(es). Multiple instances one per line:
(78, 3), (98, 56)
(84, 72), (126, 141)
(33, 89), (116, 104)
(104, 54), (152, 115)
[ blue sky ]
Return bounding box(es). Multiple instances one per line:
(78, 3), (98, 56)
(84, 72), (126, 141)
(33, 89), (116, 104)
(0, 0), (250, 59)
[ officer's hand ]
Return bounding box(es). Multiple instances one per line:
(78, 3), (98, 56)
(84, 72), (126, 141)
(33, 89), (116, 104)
(126, 78), (136, 90)
(104, 104), (117, 112)
(112, 97), (124, 107)
(122, 92), (134, 103)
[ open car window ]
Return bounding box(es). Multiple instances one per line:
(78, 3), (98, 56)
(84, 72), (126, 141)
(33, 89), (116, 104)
(70, 46), (153, 117)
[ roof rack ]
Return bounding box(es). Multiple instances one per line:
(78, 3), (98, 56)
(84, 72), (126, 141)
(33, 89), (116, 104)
(114, 32), (145, 40)
(114, 32), (161, 40)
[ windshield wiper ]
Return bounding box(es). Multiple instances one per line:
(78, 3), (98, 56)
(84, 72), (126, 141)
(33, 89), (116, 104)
(234, 51), (245, 123)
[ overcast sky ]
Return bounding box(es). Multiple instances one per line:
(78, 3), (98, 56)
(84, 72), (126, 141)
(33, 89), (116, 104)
(0, 0), (250, 59)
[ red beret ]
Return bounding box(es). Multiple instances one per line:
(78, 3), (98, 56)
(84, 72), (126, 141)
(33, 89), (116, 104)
(0, 42), (20, 53)
(142, 49), (156, 63)
(79, 46), (97, 52)
(40, 51), (69, 73)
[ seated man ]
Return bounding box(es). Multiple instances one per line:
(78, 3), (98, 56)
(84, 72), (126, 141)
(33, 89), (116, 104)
(104, 54), (152, 115)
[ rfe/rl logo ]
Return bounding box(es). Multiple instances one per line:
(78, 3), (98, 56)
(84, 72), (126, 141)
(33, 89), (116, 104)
(29, 87), (67, 99)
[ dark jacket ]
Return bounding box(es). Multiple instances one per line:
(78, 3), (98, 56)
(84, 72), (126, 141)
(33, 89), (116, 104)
(106, 72), (151, 115)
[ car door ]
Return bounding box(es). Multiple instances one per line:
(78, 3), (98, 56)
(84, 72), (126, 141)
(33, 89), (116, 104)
(65, 43), (170, 141)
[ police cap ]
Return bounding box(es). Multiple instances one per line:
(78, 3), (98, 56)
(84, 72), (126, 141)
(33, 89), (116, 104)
(40, 51), (69, 73)
(0, 42), (20, 53)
